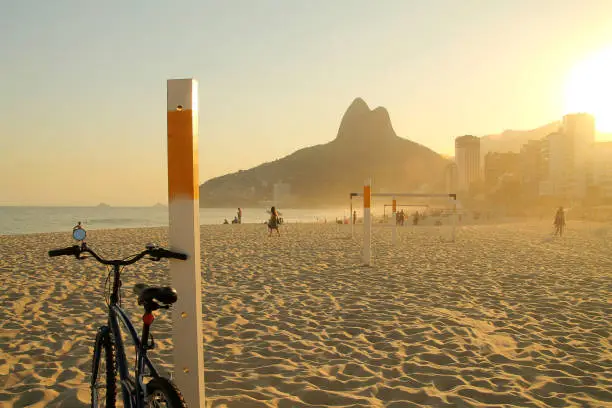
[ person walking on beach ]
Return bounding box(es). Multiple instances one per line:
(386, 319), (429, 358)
(268, 206), (280, 236)
(237, 208), (242, 224)
(554, 206), (566, 236)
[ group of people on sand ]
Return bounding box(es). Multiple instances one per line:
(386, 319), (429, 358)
(395, 210), (421, 226)
(224, 208), (243, 225)
(223, 206), (566, 237)
(396, 210), (406, 226)
(223, 206), (283, 237)
(351, 206), (567, 236)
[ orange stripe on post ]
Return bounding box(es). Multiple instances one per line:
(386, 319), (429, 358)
(167, 110), (199, 201)
(364, 185), (371, 208)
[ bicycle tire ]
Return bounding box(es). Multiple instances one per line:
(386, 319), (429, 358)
(145, 377), (187, 407)
(91, 327), (116, 408)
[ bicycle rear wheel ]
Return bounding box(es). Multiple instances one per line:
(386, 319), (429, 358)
(145, 377), (187, 408)
(91, 327), (116, 407)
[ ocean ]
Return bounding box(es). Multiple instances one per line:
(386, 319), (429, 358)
(0, 206), (350, 236)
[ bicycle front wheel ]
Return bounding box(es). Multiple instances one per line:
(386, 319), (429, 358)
(145, 377), (187, 408)
(91, 327), (116, 407)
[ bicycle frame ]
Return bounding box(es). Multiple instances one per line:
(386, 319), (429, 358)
(101, 264), (162, 408)
(50, 241), (186, 407)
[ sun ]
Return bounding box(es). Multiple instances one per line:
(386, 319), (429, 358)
(564, 46), (612, 135)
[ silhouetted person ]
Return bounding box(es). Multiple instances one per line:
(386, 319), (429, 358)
(413, 211), (420, 226)
(554, 207), (566, 236)
(268, 206), (280, 236)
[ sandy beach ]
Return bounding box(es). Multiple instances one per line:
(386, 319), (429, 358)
(1, 221), (611, 407)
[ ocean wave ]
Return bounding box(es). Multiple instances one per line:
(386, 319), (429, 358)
(87, 218), (147, 225)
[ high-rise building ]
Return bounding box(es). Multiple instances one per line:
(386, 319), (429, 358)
(444, 162), (458, 194)
(593, 142), (612, 200)
(484, 152), (520, 194)
(562, 113), (596, 165)
(539, 132), (572, 197)
(562, 113), (595, 199)
(537, 113), (596, 200)
(455, 135), (480, 193)
(520, 140), (544, 199)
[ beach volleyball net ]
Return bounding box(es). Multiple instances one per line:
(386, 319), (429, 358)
(349, 192), (459, 247)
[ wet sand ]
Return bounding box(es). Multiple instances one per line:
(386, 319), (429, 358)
(1, 221), (611, 407)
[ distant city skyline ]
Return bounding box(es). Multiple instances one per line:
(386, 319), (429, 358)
(1, 0), (612, 206)
(450, 111), (612, 207)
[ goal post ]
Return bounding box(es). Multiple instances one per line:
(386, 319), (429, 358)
(349, 186), (458, 265)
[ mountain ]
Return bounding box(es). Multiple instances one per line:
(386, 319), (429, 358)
(199, 98), (450, 208)
(480, 122), (561, 157)
(479, 122), (612, 158)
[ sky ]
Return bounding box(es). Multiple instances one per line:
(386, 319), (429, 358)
(1, 0), (612, 206)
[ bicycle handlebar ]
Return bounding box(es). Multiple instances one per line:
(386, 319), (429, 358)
(48, 246), (81, 257)
(48, 244), (188, 266)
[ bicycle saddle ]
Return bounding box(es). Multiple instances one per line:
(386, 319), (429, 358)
(133, 283), (178, 306)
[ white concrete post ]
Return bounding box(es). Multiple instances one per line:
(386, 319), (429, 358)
(451, 194), (457, 242)
(167, 78), (205, 407)
(391, 197), (397, 245)
(362, 178), (372, 265)
(350, 197), (354, 239)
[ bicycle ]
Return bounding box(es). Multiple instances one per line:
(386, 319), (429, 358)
(49, 227), (189, 407)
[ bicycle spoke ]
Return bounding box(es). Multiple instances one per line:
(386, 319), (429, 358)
(91, 330), (116, 408)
